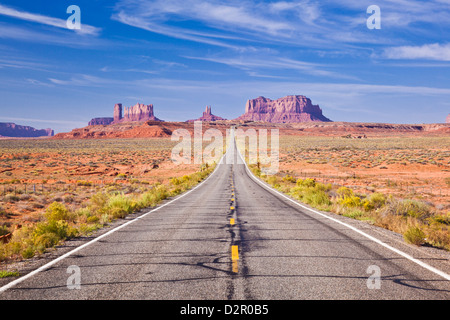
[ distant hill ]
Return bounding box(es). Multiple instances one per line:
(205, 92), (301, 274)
(0, 122), (54, 138)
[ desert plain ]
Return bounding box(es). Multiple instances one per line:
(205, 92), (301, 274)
(0, 120), (449, 265)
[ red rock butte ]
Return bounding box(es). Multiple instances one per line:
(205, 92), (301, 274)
(113, 103), (163, 123)
(235, 95), (331, 123)
(187, 106), (226, 122)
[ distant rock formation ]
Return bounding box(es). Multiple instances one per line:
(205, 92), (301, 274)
(88, 117), (114, 126)
(446, 114), (450, 123)
(235, 95), (331, 123)
(0, 122), (54, 137)
(187, 106), (226, 122)
(113, 103), (162, 123)
(88, 103), (163, 126)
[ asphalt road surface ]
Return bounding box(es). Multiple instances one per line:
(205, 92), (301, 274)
(0, 132), (449, 300)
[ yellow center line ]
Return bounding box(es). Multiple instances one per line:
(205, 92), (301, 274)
(232, 260), (238, 273)
(231, 245), (239, 261)
(230, 218), (235, 225)
(231, 245), (239, 272)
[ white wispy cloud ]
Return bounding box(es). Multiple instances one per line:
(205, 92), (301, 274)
(0, 22), (109, 49)
(0, 56), (49, 71)
(111, 0), (450, 56)
(48, 74), (114, 87)
(183, 55), (359, 80)
(112, 0), (317, 50)
(112, 11), (250, 50)
(383, 43), (450, 61)
(0, 4), (101, 36)
(114, 0), (293, 37)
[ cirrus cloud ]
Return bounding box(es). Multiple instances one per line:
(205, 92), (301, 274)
(384, 43), (450, 61)
(0, 4), (101, 36)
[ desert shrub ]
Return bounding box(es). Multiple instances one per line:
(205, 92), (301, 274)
(0, 225), (10, 236)
(282, 175), (296, 183)
(89, 192), (108, 213)
(45, 202), (71, 222)
(381, 199), (432, 222)
(337, 187), (353, 198)
(33, 220), (75, 241)
(0, 270), (19, 278)
(403, 226), (426, 246)
(267, 176), (278, 186)
(297, 178), (316, 188)
(424, 224), (450, 250)
(336, 187), (362, 208)
(339, 195), (362, 208)
(31, 219), (77, 254)
(430, 214), (450, 226)
(33, 233), (61, 252)
(302, 190), (331, 207)
(315, 183), (332, 192)
(76, 180), (92, 186)
(86, 216), (100, 224)
(170, 177), (181, 185)
(4, 194), (19, 203)
(22, 246), (35, 259)
(19, 194), (31, 201)
(140, 191), (158, 208)
(154, 185), (169, 200)
(363, 193), (386, 211)
(74, 207), (94, 224)
(290, 180), (332, 208)
(249, 164), (262, 177)
(343, 209), (366, 219)
(106, 193), (136, 219)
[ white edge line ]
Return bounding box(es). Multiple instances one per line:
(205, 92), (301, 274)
(234, 135), (450, 282)
(0, 154), (226, 294)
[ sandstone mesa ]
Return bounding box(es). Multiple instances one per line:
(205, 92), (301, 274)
(113, 103), (163, 123)
(235, 95), (331, 123)
(88, 102), (163, 126)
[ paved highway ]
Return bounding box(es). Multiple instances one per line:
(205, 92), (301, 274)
(0, 132), (449, 300)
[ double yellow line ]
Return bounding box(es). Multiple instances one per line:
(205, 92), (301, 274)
(230, 171), (238, 273)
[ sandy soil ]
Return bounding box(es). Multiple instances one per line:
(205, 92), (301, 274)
(0, 138), (200, 229)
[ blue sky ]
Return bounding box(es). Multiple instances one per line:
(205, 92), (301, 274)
(0, 0), (449, 133)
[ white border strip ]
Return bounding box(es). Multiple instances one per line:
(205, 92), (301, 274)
(0, 155), (226, 294)
(234, 137), (450, 281)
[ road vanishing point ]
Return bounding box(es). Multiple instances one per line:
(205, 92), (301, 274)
(0, 129), (449, 300)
